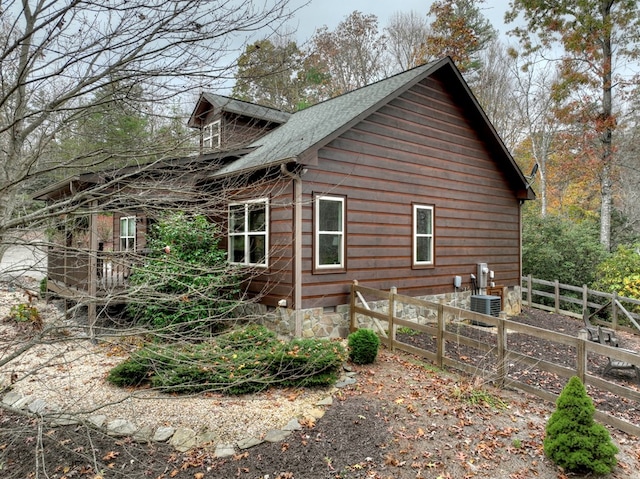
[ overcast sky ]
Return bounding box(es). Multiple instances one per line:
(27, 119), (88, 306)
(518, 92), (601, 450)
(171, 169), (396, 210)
(285, 0), (515, 43)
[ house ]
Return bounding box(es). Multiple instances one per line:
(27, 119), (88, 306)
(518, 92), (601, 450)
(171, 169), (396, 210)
(35, 57), (535, 337)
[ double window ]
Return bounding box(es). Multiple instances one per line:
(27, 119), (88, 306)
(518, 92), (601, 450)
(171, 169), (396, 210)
(228, 199), (268, 267)
(413, 204), (434, 266)
(203, 120), (221, 149)
(315, 195), (345, 270)
(120, 216), (136, 251)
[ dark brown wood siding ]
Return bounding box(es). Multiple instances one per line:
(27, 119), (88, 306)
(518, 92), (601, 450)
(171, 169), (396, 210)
(221, 113), (281, 150)
(224, 179), (296, 308)
(298, 73), (522, 309)
(198, 110), (281, 152)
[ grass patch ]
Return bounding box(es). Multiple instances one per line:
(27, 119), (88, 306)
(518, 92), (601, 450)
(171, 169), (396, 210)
(451, 379), (509, 409)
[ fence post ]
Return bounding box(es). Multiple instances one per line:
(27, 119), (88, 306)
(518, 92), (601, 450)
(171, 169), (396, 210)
(436, 300), (445, 368)
(576, 330), (588, 383)
(388, 287), (396, 351)
(349, 280), (358, 333)
(496, 316), (506, 388)
(612, 292), (618, 330)
(554, 280), (560, 313)
(527, 274), (533, 307)
(582, 284), (588, 320)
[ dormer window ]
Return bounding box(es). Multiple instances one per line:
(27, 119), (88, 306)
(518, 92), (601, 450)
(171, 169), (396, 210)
(203, 120), (221, 149)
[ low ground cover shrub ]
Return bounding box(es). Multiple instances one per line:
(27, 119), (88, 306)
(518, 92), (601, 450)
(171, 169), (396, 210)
(8, 303), (41, 324)
(107, 325), (346, 395)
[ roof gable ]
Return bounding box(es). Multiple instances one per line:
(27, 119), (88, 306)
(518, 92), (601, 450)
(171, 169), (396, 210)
(213, 59), (445, 177)
(187, 93), (291, 128)
(211, 57), (534, 200)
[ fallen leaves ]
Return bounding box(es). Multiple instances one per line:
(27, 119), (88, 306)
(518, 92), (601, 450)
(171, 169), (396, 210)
(102, 450), (119, 461)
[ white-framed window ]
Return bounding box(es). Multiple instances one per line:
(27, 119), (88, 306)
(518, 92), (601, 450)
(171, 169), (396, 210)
(120, 216), (136, 251)
(413, 204), (434, 266)
(315, 195), (345, 269)
(228, 198), (268, 267)
(203, 120), (221, 149)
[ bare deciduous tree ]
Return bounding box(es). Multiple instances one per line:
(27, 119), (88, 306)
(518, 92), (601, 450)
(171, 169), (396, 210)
(0, 1), (303, 475)
(0, 0), (292, 261)
(306, 11), (387, 98)
(385, 10), (430, 72)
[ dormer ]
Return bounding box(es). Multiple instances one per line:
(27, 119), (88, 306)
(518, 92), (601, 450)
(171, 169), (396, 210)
(188, 93), (291, 153)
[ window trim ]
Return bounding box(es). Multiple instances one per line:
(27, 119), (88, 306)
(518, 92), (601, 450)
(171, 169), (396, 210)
(228, 198), (269, 268)
(119, 216), (136, 251)
(412, 204), (434, 268)
(203, 119), (221, 149)
(314, 195), (346, 272)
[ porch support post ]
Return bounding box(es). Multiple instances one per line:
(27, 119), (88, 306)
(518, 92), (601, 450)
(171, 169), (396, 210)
(281, 164), (304, 337)
(88, 200), (98, 341)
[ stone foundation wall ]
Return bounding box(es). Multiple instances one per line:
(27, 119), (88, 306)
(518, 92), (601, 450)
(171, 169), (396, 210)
(240, 287), (522, 339)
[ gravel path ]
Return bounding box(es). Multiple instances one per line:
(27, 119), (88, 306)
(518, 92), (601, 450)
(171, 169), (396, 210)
(0, 282), (333, 447)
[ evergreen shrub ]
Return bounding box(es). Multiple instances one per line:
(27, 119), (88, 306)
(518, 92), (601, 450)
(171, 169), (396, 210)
(106, 325), (346, 395)
(106, 357), (151, 387)
(544, 376), (618, 475)
(127, 213), (241, 332)
(348, 328), (380, 364)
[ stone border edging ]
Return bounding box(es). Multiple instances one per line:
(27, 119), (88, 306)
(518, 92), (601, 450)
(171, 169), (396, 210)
(1, 369), (357, 457)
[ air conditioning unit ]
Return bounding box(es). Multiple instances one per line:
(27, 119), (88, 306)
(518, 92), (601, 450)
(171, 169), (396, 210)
(470, 295), (501, 317)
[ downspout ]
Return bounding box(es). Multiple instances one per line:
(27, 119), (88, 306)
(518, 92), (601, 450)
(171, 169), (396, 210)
(280, 163), (303, 337)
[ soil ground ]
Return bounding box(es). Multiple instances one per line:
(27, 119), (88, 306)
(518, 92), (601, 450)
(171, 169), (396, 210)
(2, 307), (640, 479)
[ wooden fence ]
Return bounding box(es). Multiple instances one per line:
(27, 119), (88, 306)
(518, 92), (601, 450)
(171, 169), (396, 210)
(522, 275), (640, 334)
(349, 281), (640, 437)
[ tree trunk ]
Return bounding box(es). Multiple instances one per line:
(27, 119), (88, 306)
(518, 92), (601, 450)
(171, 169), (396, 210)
(599, 1), (614, 252)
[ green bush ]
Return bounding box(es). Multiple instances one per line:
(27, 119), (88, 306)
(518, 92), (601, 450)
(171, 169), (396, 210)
(544, 376), (618, 475)
(348, 329), (380, 364)
(127, 213), (242, 332)
(522, 214), (607, 286)
(106, 357), (151, 387)
(268, 339), (346, 387)
(593, 244), (640, 298)
(216, 324), (278, 350)
(9, 303), (41, 324)
(106, 325), (346, 395)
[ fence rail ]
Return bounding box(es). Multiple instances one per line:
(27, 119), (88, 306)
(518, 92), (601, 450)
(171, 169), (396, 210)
(350, 281), (640, 437)
(522, 275), (640, 334)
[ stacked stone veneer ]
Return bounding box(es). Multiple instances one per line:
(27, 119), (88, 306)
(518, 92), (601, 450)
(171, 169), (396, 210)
(244, 286), (522, 339)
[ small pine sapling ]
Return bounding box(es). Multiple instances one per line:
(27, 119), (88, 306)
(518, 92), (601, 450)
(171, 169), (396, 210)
(544, 376), (618, 475)
(348, 329), (380, 365)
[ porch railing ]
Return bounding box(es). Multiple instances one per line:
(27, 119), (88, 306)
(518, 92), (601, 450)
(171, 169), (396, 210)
(48, 248), (140, 293)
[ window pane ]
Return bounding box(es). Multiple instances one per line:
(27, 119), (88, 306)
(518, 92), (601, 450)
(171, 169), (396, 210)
(231, 236), (245, 263)
(248, 205), (266, 232)
(249, 235), (265, 264)
(121, 238), (128, 251)
(229, 205), (245, 232)
(416, 208), (432, 235)
(319, 199), (342, 232)
(416, 236), (432, 263)
(128, 218), (136, 236)
(319, 233), (341, 265)
(120, 218), (127, 234)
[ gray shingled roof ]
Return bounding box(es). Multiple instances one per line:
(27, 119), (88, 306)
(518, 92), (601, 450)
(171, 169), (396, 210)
(188, 92), (291, 127)
(201, 93), (291, 124)
(213, 60), (442, 177)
